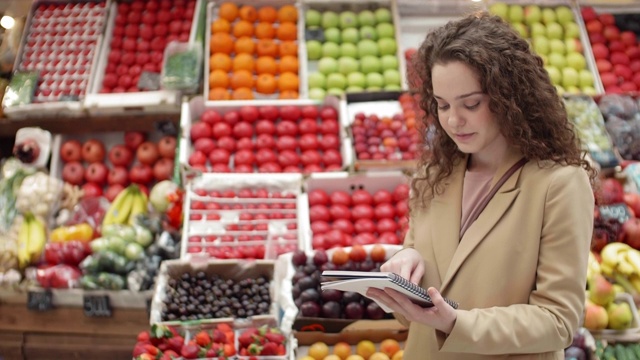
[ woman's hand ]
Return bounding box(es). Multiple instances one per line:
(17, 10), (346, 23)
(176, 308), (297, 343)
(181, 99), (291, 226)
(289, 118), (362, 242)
(380, 247), (425, 285)
(366, 287), (457, 334)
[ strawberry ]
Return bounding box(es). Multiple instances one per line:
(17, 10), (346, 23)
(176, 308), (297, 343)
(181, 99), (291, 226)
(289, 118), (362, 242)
(160, 350), (179, 360)
(144, 344), (159, 356)
(277, 343), (286, 355)
(137, 331), (150, 343)
(135, 354), (155, 360)
(211, 329), (227, 343)
(181, 342), (200, 359)
(158, 343), (169, 352)
(248, 343), (262, 355)
(261, 342), (279, 356)
(132, 344), (149, 357)
(150, 324), (173, 345)
(238, 331), (256, 348)
(205, 347), (221, 357)
(265, 332), (285, 344)
(194, 330), (211, 347)
(167, 336), (184, 352)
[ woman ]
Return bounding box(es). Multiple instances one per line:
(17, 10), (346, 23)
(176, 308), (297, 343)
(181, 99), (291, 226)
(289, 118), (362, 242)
(367, 12), (596, 359)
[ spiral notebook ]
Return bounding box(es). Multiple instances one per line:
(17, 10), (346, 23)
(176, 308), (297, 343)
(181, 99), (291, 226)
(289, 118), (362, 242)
(321, 270), (459, 313)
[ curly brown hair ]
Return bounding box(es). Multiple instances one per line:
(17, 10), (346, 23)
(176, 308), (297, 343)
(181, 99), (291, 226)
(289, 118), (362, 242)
(410, 11), (596, 208)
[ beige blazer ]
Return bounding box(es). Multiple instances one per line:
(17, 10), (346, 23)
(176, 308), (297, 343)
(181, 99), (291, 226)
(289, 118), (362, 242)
(401, 150), (594, 359)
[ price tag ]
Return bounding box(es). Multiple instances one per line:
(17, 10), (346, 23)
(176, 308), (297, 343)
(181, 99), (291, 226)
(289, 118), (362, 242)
(27, 289), (53, 312)
(305, 28), (325, 42)
(155, 120), (178, 137)
(599, 203), (632, 224)
(83, 295), (112, 317)
(591, 149), (619, 169)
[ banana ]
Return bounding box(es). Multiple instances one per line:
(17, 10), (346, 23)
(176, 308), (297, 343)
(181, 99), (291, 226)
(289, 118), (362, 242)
(17, 215), (30, 269)
(614, 273), (638, 295)
(601, 242), (632, 268)
(625, 249), (640, 274)
(617, 259), (636, 276)
(630, 274), (640, 293)
(600, 261), (615, 277)
(587, 251), (601, 282)
(27, 216), (46, 263)
(127, 191), (148, 226)
(103, 187), (133, 226)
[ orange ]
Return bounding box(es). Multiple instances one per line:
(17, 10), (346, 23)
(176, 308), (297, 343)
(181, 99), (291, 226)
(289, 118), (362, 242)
(334, 341), (352, 359)
(276, 22), (297, 41)
(278, 72), (299, 92)
(278, 90), (298, 99)
(209, 69), (230, 89)
(255, 22), (276, 39)
(307, 342), (329, 360)
(232, 20), (254, 38)
(234, 37), (255, 54)
(232, 87), (254, 100)
(257, 6), (278, 23)
(369, 353), (391, 360)
(256, 56), (278, 75)
(391, 350), (404, 360)
(277, 5), (298, 23)
(230, 70), (254, 89)
(279, 41), (298, 57)
(232, 53), (255, 72)
(380, 339), (401, 358)
(211, 18), (231, 34)
(256, 74), (277, 94)
(356, 340), (376, 359)
(209, 87), (231, 100)
(256, 39), (278, 57)
(345, 356), (365, 360)
(279, 55), (298, 73)
(218, 2), (239, 22)
(210, 33), (234, 54)
(331, 247), (349, 265)
(238, 5), (258, 22)
(209, 53), (232, 72)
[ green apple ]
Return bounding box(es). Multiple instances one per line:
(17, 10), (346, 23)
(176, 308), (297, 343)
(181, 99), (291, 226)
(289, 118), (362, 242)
(340, 43), (359, 58)
(322, 42), (341, 58)
(378, 38), (397, 56)
(508, 5), (524, 23)
(566, 85), (581, 94)
(346, 85), (365, 93)
(347, 71), (366, 88)
(324, 27), (341, 43)
(358, 10), (376, 27)
(384, 84), (402, 91)
(309, 87), (327, 100)
(541, 8), (556, 24)
(530, 22), (546, 38)
(322, 11), (339, 29)
(548, 52), (566, 69)
(358, 39), (379, 57)
(318, 57), (338, 75)
(307, 40), (323, 60)
(338, 56), (359, 75)
(579, 69), (594, 87)
(540, 53), (548, 65)
(524, 5), (541, 25)
(561, 67), (578, 88)
(380, 54), (398, 71)
(512, 23), (528, 38)
(327, 73), (347, 89)
(546, 22), (563, 39)
(383, 69), (401, 86)
(549, 39), (565, 54)
(340, 11), (358, 29)
(306, 9), (322, 28)
(532, 36), (550, 55)
(567, 51), (586, 71)
(489, 3), (509, 20)
(360, 55), (381, 74)
(308, 72), (326, 89)
(374, 8), (392, 24)
(582, 86), (597, 96)
(564, 22), (580, 39)
(327, 88), (345, 96)
(342, 28), (360, 44)
(360, 26), (378, 41)
(554, 85), (565, 96)
(376, 23), (395, 39)
(544, 66), (562, 85)
(366, 72), (384, 88)
(565, 38), (582, 53)
(555, 6), (574, 25)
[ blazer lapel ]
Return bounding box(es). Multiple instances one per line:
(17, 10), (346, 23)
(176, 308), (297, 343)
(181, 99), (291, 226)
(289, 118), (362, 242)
(439, 151), (526, 292)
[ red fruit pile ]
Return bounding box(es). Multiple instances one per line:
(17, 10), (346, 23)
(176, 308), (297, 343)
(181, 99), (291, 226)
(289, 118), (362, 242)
(582, 6), (640, 93)
(133, 324), (235, 360)
(20, 2), (107, 101)
(101, 0), (196, 93)
(187, 187), (298, 259)
(59, 131), (177, 201)
(237, 326), (287, 357)
(309, 183), (410, 250)
(188, 104), (343, 173)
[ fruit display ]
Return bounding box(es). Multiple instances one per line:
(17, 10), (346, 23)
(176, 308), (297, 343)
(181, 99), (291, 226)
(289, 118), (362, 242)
(55, 131), (177, 202)
(206, 2), (301, 100)
(97, 0), (197, 94)
(595, 339), (640, 360)
(581, 6), (640, 93)
(237, 325), (287, 358)
(597, 94), (640, 161)
(183, 174), (303, 260)
(183, 102), (345, 173)
(488, 2), (599, 95)
(16, 1), (108, 103)
(153, 260), (273, 323)
(304, 3), (404, 99)
(17, 212), (47, 270)
(306, 173), (409, 250)
(301, 339), (403, 360)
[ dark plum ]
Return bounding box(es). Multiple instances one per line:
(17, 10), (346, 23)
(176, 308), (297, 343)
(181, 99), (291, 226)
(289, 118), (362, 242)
(313, 251), (329, 266)
(345, 302), (364, 319)
(291, 250), (308, 266)
(320, 262), (337, 272)
(303, 264), (318, 275)
(342, 291), (362, 304)
(360, 259), (376, 272)
(321, 289), (343, 302)
(292, 271), (307, 284)
(300, 301), (321, 317)
(292, 284), (301, 299)
(300, 288), (321, 303)
(297, 277), (318, 291)
(366, 301), (385, 320)
(321, 301), (342, 318)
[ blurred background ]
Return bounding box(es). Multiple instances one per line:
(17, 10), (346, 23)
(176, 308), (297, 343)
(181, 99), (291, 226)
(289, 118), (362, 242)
(0, 0), (32, 78)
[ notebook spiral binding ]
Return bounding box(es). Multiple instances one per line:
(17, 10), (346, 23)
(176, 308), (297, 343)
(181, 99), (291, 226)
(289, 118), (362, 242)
(390, 273), (459, 309)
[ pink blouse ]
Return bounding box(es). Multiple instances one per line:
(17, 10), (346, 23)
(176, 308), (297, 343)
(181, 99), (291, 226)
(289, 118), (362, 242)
(460, 169), (495, 239)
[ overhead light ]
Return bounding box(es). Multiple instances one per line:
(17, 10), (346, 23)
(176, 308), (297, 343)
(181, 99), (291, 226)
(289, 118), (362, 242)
(471, 0), (482, 2)
(0, 16), (15, 29)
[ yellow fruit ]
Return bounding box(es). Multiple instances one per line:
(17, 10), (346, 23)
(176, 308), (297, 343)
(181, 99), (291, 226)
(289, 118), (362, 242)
(324, 356), (342, 360)
(308, 342), (330, 360)
(356, 340), (376, 359)
(334, 341), (352, 359)
(300, 357), (316, 360)
(369, 352), (391, 360)
(380, 339), (401, 357)
(345, 355), (365, 360)
(392, 350), (404, 360)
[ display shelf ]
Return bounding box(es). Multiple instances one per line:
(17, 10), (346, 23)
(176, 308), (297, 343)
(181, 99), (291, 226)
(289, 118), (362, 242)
(0, 111), (180, 137)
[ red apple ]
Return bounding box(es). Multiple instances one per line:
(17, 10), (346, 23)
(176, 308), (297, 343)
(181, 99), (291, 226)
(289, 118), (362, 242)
(320, 106), (338, 120)
(201, 109), (222, 125)
(136, 141), (160, 165)
(108, 144), (133, 167)
(124, 131), (146, 150)
(158, 136), (177, 158)
(300, 105), (319, 119)
(81, 139), (106, 163)
(105, 184), (125, 202)
(188, 151), (207, 166)
(129, 164), (153, 184)
(193, 138), (216, 155)
(209, 149), (230, 165)
(600, 178), (625, 205)
(190, 122), (213, 141)
(85, 163), (108, 185)
(623, 218), (640, 250)
(239, 106), (259, 123)
(108, 166), (129, 186)
(62, 162), (85, 185)
(59, 140), (83, 162)
(153, 158), (174, 181)
(81, 182), (103, 198)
